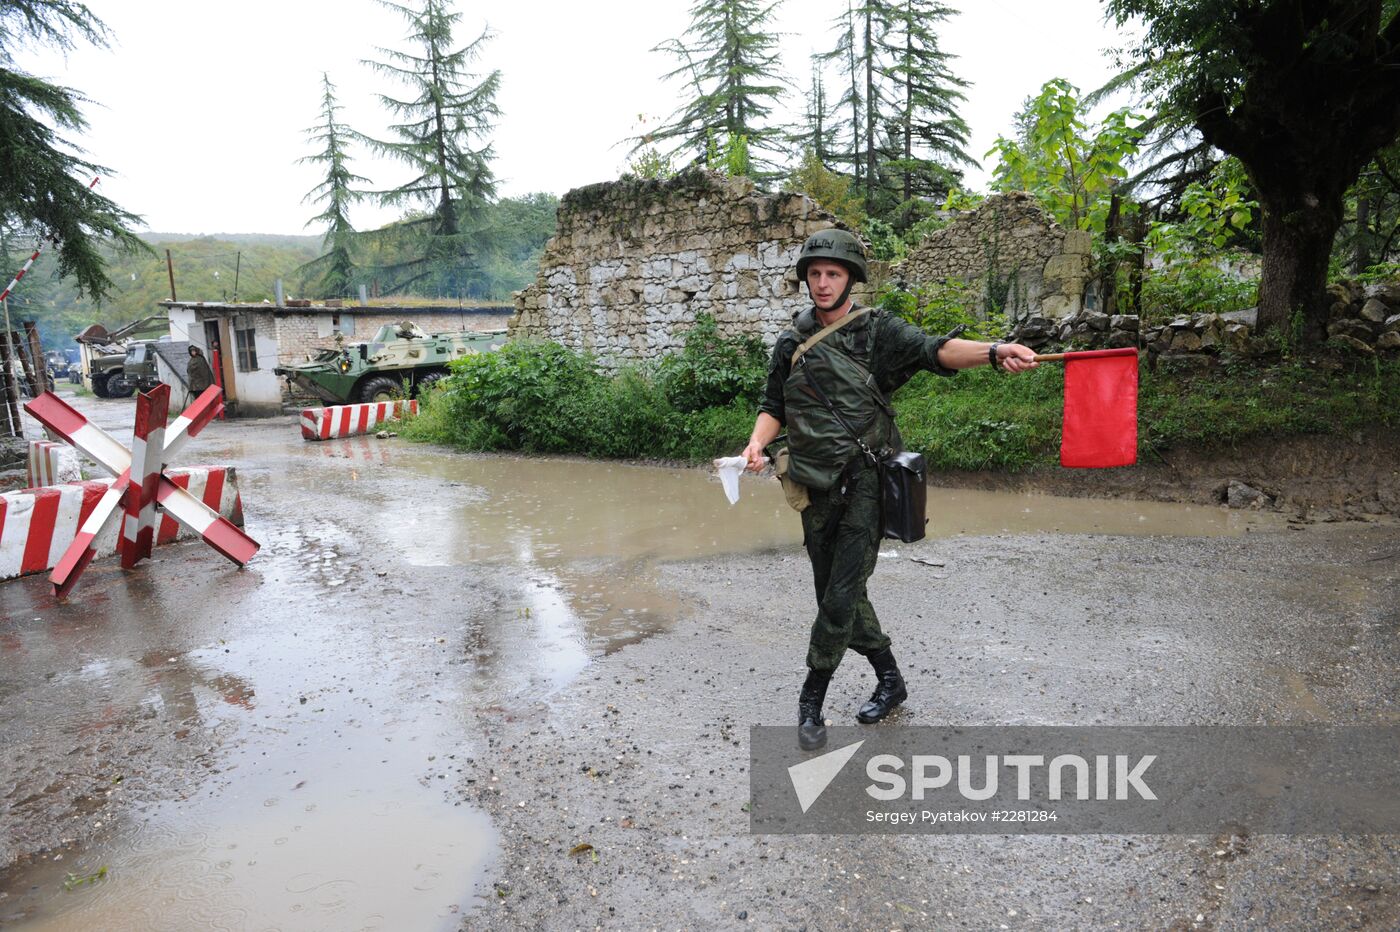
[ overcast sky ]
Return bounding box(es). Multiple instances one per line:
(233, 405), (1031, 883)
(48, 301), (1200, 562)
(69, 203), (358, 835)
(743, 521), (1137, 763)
(18, 0), (1132, 236)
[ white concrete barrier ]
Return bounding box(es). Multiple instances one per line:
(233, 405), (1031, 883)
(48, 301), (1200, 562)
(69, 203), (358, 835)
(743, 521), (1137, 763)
(300, 400), (417, 441)
(0, 466), (245, 582)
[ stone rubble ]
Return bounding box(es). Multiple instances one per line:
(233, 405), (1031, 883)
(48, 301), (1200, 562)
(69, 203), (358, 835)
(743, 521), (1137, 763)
(895, 192), (1092, 322)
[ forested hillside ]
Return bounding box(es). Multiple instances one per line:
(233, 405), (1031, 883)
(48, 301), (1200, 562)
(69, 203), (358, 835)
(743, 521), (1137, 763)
(1, 192), (556, 350)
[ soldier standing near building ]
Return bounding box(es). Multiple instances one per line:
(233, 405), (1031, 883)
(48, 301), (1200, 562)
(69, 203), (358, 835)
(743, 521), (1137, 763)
(741, 230), (1038, 750)
(187, 345), (215, 406)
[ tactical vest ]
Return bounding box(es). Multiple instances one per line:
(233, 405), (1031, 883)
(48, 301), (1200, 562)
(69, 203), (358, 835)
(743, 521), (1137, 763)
(782, 307), (899, 491)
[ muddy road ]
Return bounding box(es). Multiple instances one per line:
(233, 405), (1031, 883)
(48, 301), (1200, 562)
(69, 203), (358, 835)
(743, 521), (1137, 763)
(1, 388), (1397, 930)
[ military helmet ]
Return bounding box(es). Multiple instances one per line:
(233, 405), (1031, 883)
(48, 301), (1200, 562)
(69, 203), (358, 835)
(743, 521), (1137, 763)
(796, 229), (868, 284)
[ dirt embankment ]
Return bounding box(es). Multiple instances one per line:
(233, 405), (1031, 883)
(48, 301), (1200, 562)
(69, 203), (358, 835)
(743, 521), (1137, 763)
(934, 431), (1400, 520)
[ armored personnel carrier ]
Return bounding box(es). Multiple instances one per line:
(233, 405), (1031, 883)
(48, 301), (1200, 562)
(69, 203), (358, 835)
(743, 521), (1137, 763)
(274, 321), (507, 405)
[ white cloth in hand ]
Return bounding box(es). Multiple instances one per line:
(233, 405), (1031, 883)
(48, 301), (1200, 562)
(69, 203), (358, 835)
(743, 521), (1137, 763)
(713, 455), (762, 505)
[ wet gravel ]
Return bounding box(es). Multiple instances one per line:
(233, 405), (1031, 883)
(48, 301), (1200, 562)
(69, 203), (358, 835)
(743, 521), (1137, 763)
(460, 526), (1400, 930)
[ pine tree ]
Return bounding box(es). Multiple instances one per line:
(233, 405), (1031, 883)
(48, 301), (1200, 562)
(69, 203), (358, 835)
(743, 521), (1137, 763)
(817, 0), (971, 221)
(298, 74), (367, 298)
(792, 61), (842, 168)
(877, 0), (971, 219)
(0, 1), (145, 300)
(818, 1), (866, 192)
(643, 0), (788, 177)
(360, 0), (500, 294)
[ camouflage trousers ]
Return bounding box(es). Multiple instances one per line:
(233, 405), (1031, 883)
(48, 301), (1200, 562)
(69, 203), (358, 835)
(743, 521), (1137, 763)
(800, 464), (891, 672)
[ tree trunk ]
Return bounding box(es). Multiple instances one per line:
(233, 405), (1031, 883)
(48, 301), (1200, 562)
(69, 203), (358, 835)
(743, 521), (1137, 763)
(863, 8), (876, 210)
(1256, 191), (1344, 344)
(1100, 193), (1122, 318)
(902, 9), (913, 206)
(1128, 209), (1148, 315)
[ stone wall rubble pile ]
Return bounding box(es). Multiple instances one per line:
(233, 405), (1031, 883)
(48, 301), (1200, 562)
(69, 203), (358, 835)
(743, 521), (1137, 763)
(510, 177), (1400, 369)
(1136, 280), (1400, 361)
(1012, 309), (1142, 353)
(1322, 280), (1400, 355)
(894, 192), (1092, 322)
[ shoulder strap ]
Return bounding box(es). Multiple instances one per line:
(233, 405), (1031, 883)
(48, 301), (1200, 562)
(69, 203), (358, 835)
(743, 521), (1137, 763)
(790, 307), (870, 367)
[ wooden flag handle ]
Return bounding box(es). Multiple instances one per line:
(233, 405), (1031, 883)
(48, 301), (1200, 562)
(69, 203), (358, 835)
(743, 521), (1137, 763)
(1033, 353), (1066, 362)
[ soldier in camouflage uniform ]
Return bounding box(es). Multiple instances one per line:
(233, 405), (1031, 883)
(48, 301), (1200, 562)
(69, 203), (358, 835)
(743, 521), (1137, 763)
(741, 230), (1038, 750)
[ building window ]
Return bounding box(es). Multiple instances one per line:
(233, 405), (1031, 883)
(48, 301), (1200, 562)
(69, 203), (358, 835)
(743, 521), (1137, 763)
(332, 313), (355, 337)
(235, 328), (258, 371)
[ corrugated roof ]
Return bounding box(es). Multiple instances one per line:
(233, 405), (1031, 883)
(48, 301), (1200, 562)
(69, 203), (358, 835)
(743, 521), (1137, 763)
(158, 301), (511, 315)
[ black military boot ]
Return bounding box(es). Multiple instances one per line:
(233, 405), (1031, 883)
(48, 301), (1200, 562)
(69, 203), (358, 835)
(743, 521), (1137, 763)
(798, 669), (834, 751)
(857, 647), (907, 724)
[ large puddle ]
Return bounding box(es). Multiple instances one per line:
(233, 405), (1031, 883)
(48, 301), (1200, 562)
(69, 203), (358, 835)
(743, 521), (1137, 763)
(322, 442), (1286, 689)
(0, 569), (496, 931)
(0, 394), (1291, 929)
(373, 447), (1286, 566)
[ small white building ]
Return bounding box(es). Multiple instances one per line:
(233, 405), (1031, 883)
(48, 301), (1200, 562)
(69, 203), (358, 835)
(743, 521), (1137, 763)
(161, 301), (512, 416)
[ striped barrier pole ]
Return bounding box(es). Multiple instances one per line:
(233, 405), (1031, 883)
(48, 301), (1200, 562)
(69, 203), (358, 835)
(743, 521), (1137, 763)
(0, 467), (245, 582)
(0, 245), (43, 306)
(23, 386), (258, 597)
(300, 399), (418, 441)
(28, 377), (197, 589)
(119, 382), (169, 568)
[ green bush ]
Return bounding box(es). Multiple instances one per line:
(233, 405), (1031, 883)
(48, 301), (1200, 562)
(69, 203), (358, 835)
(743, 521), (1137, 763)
(405, 329), (1400, 472)
(879, 281), (1005, 341)
(891, 356), (1400, 472)
(1139, 261), (1258, 323)
(402, 332), (761, 462)
(1356, 262), (1400, 285)
(655, 313), (768, 412)
(893, 367), (1063, 471)
(861, 217), (908, 262)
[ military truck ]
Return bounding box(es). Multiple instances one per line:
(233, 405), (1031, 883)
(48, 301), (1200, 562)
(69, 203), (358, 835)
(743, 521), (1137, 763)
(274, 321), (507, 405)
(75, 315), (168, 398)
(109, 340), (168, 395)
(85, 347), (133, 398)
(45, 349), (80, 384)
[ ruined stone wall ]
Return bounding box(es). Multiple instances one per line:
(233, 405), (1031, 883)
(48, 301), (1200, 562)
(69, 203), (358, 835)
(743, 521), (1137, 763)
(896, 192), (1091, 322)
(510, 169), (867, 365)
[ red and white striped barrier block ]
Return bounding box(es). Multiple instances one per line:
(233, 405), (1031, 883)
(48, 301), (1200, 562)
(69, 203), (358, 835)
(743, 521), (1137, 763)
(0, 466), (246, 582)
(23, 386), (259, 597)
(26, 440), (83, 487)
(300, 400), (417, 441)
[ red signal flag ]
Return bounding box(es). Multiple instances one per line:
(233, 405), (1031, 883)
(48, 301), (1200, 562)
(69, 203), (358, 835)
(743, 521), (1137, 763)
(1059, 348), (1138, 468)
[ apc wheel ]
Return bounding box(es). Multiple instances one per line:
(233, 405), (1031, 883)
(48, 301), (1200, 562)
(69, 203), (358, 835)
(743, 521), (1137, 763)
(414, 372), (445, 397)
(357, 375), (405, 403)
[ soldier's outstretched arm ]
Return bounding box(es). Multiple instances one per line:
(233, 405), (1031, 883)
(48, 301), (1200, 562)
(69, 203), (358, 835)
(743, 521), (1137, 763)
(936, 338), (1038, 373)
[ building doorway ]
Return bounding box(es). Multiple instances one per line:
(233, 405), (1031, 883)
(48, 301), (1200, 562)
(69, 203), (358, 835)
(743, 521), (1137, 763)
(202, 318), (237, 404)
